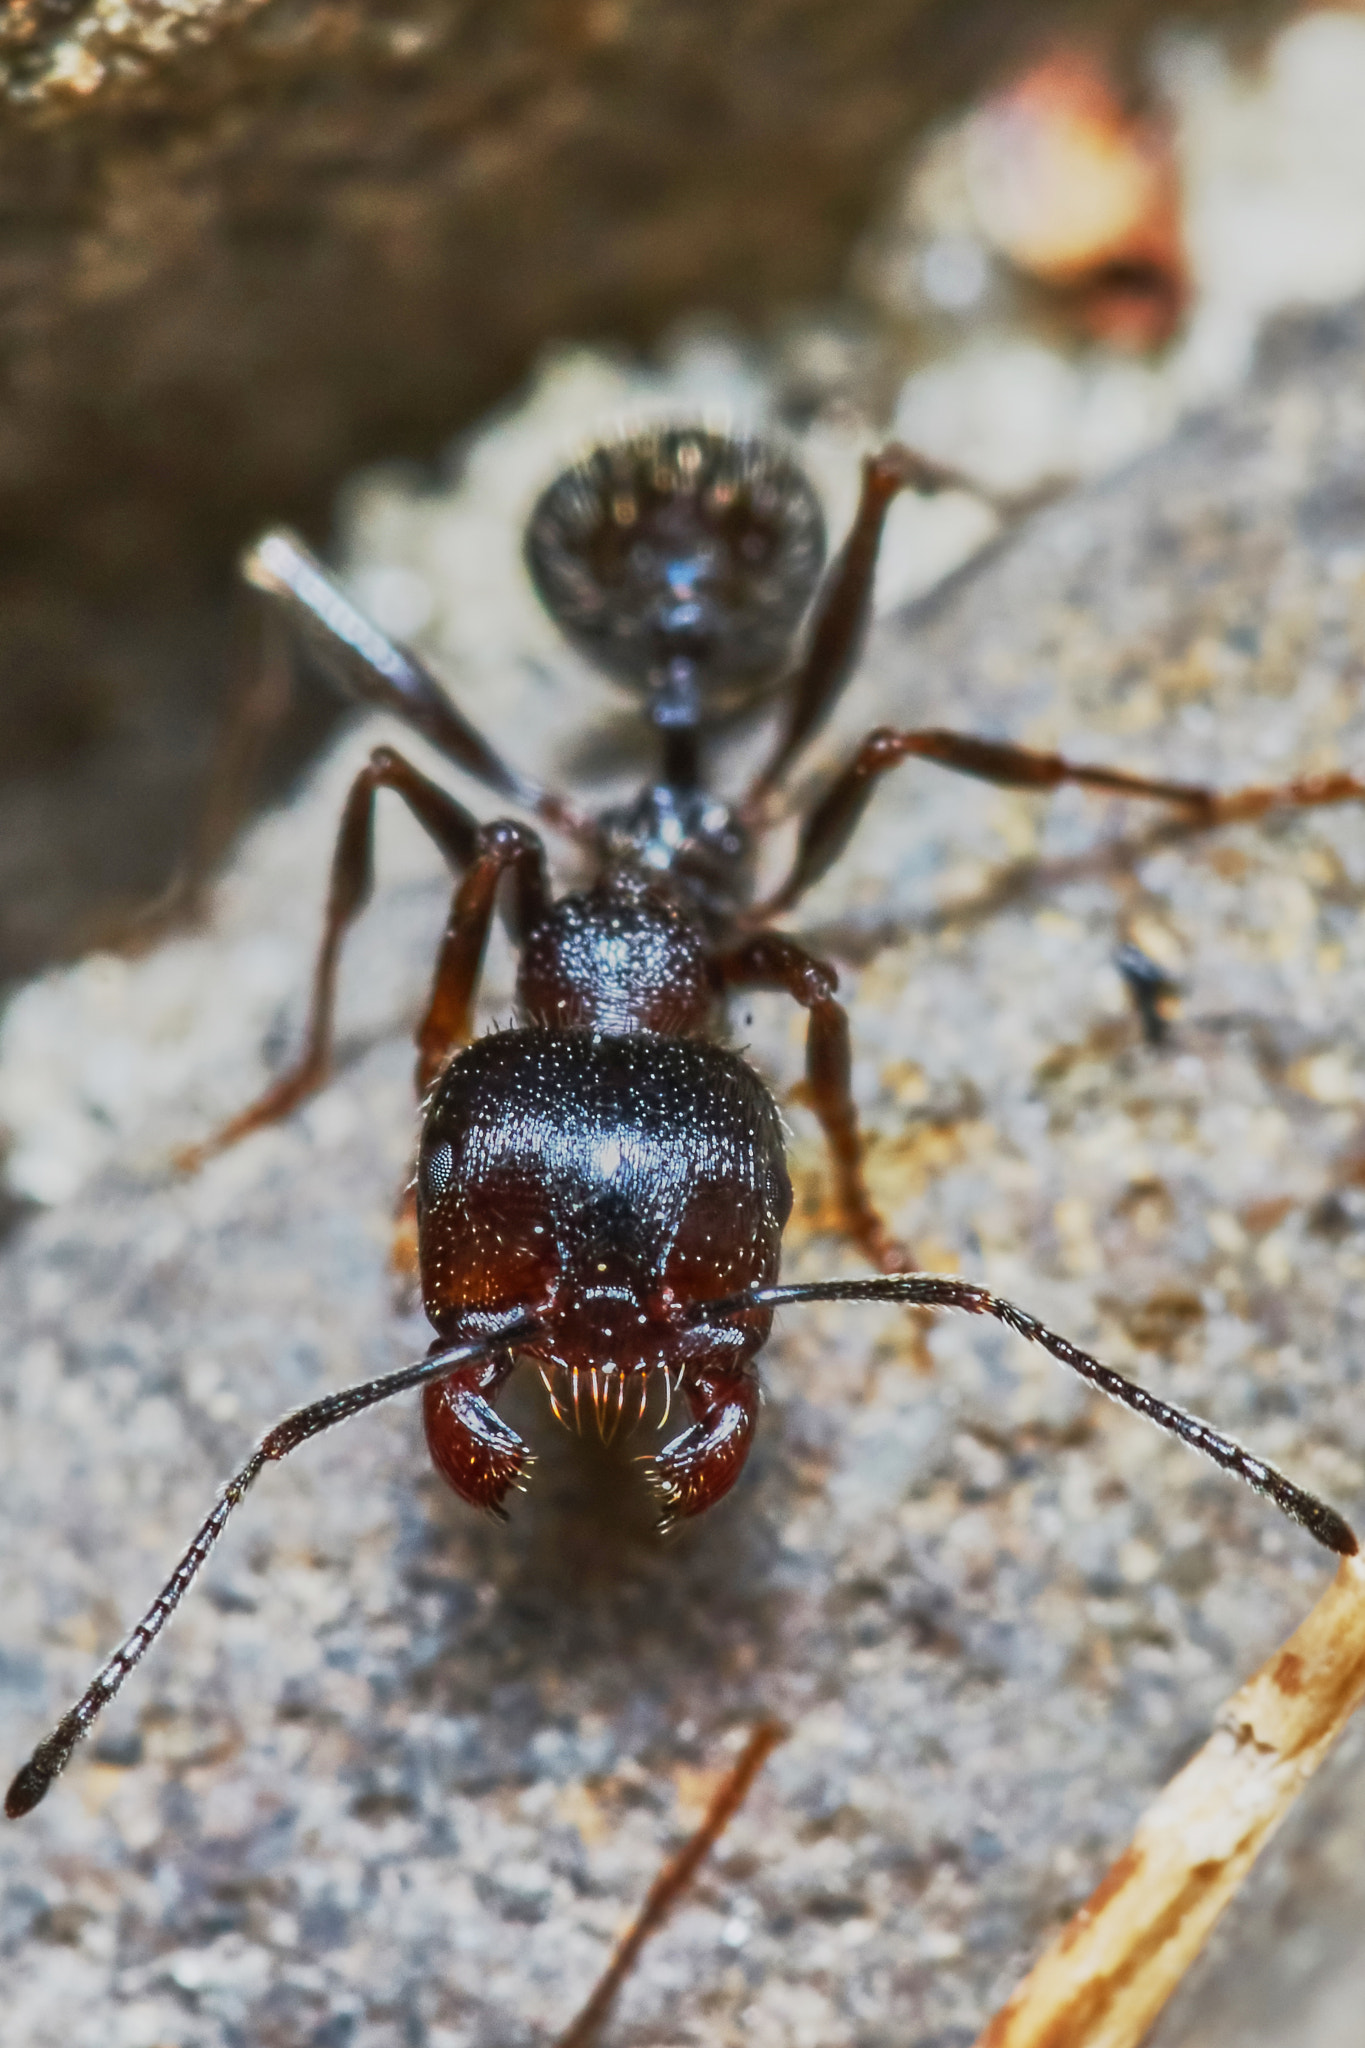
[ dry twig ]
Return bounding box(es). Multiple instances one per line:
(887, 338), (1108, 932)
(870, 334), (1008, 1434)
(976, 1554), (1365, 2048)
(555, 1719), (786, 2048)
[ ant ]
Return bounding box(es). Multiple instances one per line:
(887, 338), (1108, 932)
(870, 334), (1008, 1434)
(7, 422), (1361, 1824)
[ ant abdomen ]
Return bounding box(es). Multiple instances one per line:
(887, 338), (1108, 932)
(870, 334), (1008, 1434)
(524, 425), (827, 720)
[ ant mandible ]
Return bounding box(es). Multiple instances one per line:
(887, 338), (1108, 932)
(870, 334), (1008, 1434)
(7, 424), (1360, 1822)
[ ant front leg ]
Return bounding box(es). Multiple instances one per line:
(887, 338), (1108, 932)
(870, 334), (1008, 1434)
(750, 445), (1034, 803)
(179, 746), (482, 1170)
(717, 932), (907, 1274)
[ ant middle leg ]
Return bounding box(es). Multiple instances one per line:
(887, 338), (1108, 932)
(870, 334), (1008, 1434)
(178, 746), (483, 1170)
(716, 931), (908, 1274)
(757, 725), (1365, 918)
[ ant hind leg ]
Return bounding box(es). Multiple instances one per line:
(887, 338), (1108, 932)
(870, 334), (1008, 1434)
(245, 529), (596, 846)
(749, 444), (1045, 805)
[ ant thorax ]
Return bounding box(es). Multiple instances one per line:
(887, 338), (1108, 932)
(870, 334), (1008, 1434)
(597, 785), (755, 923)
(515, 871), (718, 1037)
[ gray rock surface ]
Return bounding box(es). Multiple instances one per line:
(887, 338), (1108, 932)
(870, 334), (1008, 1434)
(5, 302), (1365, 2046)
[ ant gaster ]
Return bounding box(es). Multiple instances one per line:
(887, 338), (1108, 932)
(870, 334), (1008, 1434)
(8, 425), (1360, 1822)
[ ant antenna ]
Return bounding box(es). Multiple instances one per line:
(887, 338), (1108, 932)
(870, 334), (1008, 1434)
(5, 1322), (539, 1820)
(691, 1276), (1358, 1558)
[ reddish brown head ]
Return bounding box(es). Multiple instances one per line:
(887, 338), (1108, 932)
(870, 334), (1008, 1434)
(416, 1029), (791, 1521)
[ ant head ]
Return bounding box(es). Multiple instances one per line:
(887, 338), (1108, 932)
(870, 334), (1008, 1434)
(524, 426), (826, 718)
(417, 1032), (790, 1463)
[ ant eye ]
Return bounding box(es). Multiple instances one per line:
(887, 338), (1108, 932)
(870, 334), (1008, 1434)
(425, 1140), (454, 1198)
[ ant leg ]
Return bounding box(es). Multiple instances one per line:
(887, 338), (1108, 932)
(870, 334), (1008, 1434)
(244, 529), (596, 846)
(4, 1327), (530, 1819)
(749, 446), (1030, 802)
(178, 745), (483, 1170)
(758, 726), (1232, 918)
(414, 819), (550, 1096)
(692, 1276), (1359, 1559)
(717, 932), (906, 1272)
(1173, 765), (1365, 832)
(390, 821), (550, 1278)
(762, 727), (1365, 918)
(554, 1719), (786, 2048)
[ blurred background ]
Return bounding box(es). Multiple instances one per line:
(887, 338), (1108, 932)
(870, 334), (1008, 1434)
(6, 0), (1365, 996)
